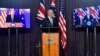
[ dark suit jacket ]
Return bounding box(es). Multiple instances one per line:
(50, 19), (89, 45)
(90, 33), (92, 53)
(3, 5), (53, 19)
(42, 17), (58, 27)
(6, 15), (20, 22)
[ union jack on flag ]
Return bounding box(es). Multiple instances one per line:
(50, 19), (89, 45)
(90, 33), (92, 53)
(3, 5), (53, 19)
(37, 0), (46, 20)
(77, 8), (86, 20)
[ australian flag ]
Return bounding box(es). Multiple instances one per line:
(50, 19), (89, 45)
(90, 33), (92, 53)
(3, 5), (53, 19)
(17, 9), (26, 28)
(36, 0), (46, 26)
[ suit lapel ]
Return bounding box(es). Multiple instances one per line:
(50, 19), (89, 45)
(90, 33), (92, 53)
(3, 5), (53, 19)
(10, 15), (13, 22)
(47, 17), (53, 27)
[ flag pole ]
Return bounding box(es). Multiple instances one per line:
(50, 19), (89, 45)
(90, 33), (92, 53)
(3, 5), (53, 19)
(16, 29), (19, 56)
(8, 28), (11, 56)
(94, 27), (97, 56)
(86, 27), (89, 56)
(48, 26), (51, 56)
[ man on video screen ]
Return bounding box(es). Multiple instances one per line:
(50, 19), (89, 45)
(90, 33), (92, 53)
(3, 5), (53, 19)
(42, 9), (58, 27)
(82, 8), (96, 27)
(6, 8), (20, 23)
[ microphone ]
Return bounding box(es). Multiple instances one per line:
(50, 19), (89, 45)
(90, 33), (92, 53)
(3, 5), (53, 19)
(11, 22), (16, 27)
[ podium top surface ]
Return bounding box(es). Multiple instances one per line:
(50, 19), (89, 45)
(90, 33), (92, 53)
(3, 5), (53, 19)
(40, 27), (59, 32)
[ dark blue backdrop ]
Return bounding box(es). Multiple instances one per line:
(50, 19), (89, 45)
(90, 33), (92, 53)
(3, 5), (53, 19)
(0, 0), (100, 56)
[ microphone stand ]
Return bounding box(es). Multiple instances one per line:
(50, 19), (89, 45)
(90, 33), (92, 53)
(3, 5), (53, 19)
(94, 27), (97, 56)
(16, 29), (19, 56)
(48, 24), (51, 56)
(8, 29), (11, 56)
(86, 27), (89, 56)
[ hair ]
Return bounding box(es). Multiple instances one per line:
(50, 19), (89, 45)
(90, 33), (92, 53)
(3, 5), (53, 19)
(47, 9), (54, 15)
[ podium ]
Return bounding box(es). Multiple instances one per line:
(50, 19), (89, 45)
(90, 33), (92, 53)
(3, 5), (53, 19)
(4, 23), (23, 28)
(41, 27), (59, 56)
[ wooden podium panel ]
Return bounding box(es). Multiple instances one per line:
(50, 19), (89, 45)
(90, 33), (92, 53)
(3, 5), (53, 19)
(42, 33), (59, 56)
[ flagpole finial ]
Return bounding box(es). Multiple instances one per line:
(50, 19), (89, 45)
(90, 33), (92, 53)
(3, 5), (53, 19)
(51, 5), (55, 7)
(51, 0), (56, 7)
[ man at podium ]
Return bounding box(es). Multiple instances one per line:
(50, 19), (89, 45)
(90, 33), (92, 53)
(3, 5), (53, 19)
(6, 8), (20, 22)
(42, 9), (58, 27)
(6, 8), (22, 28)
(82, 8), (96, 27)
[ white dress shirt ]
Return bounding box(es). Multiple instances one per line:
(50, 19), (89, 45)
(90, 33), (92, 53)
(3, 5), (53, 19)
(48, 16), (53, 26)
(11, 15), (14, 22)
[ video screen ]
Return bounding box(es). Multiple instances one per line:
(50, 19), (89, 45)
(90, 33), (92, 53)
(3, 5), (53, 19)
(73, 5), (100, 28)
(0, 8), (30, 28)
